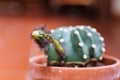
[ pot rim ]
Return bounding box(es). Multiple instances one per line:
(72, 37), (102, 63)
(29, 55), (120, 70)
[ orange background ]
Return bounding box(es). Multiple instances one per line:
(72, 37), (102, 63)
(0, 1), (120, 80)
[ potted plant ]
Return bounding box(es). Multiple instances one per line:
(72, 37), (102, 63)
(29, 25), (120, 80)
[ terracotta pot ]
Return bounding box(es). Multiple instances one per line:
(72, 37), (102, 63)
(29, 55), (120, 80)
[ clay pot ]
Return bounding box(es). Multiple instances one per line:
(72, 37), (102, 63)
(29, 55), (120, 80)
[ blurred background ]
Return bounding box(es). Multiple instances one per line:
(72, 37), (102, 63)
(0, 0), (120, 80)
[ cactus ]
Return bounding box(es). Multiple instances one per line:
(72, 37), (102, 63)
(32, 25), (105, 67)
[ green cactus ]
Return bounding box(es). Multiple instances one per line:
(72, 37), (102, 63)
(32, 25), (105, 67)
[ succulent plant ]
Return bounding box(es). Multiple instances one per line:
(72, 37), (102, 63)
(32, 25), (105, 67)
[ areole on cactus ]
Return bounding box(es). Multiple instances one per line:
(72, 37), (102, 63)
(32, 25), (105, 67)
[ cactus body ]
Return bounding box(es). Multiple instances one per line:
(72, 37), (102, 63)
(32, 25), (105, 66)
(47, 25), (105, 66)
